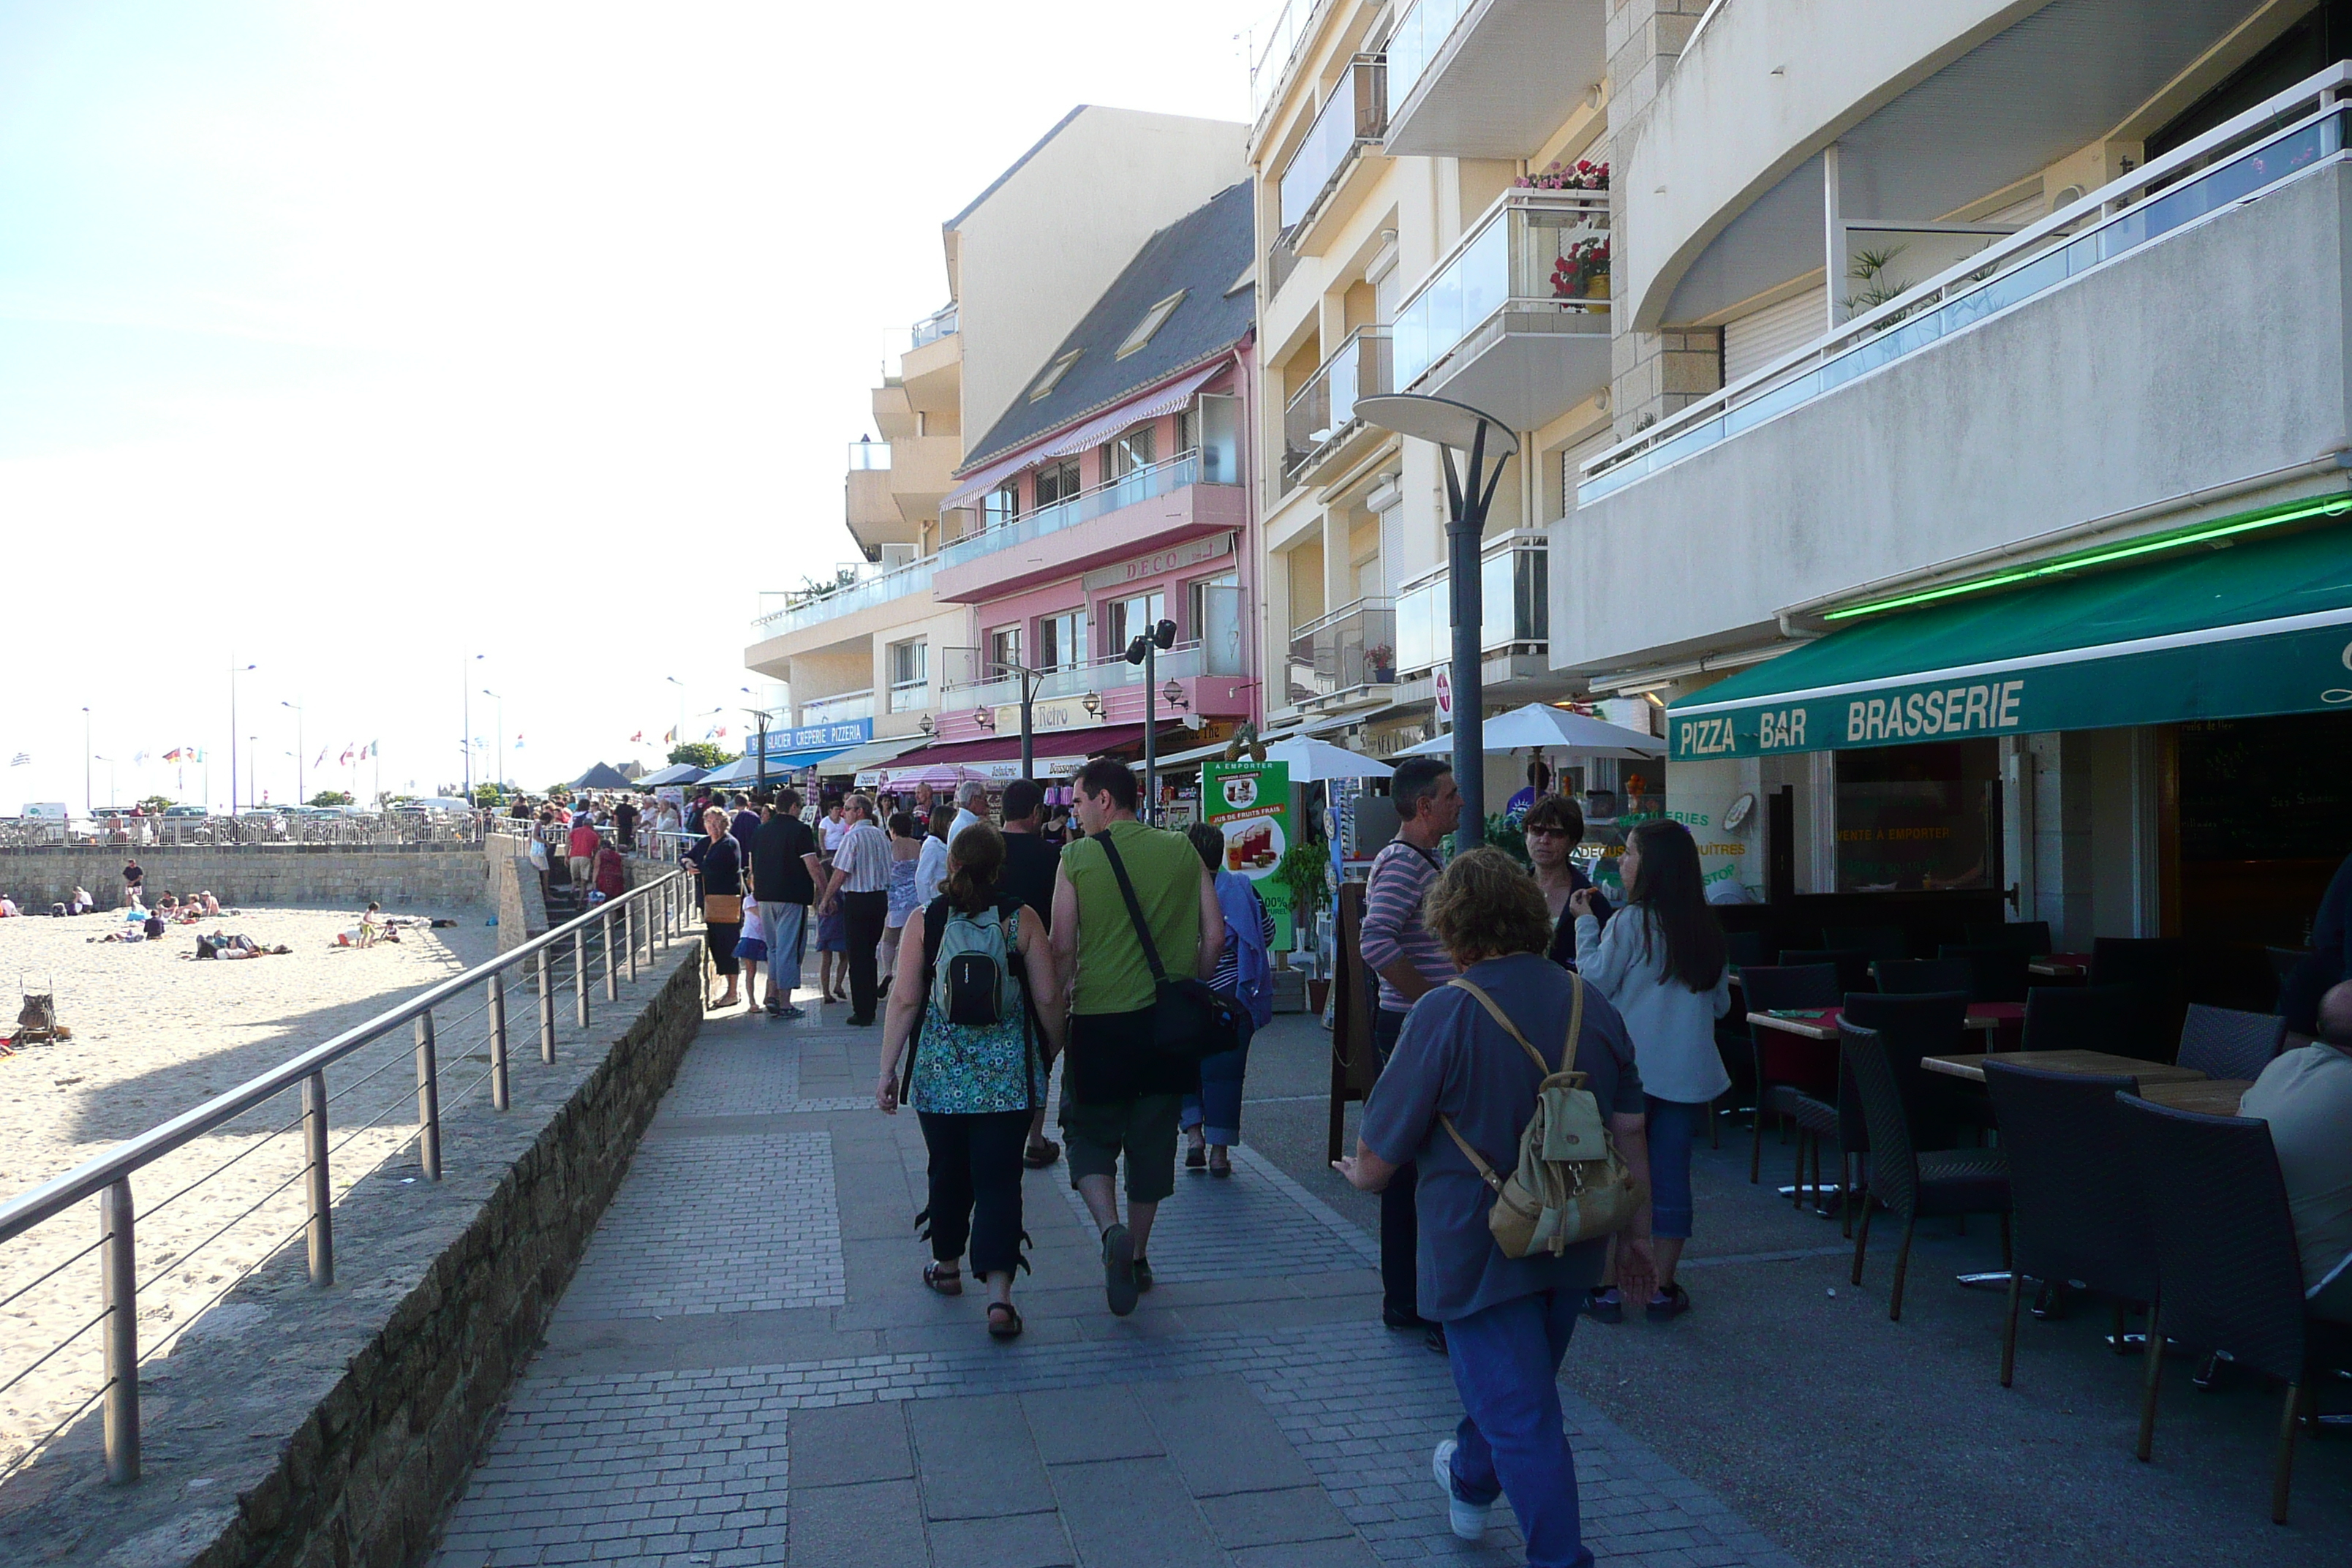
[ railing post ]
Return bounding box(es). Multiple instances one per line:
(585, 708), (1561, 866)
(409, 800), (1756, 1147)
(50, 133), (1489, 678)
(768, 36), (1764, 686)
(101, 1177), (140, 1485)
(603, 910), (618, 1001)
(488, 970), (510, 1112)
(538, 946), (556, 1063)
(625, 896), (638, 982)
(303, 1071), (333, 1286)
(574, 927), (589, 1028)
(415, 1012), (442, 1180)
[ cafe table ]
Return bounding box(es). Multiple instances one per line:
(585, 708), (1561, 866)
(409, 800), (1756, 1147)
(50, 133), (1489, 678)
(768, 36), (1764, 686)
(1918, 1049), (2206, 1086)
(2026, 951), (2094, 977)
(1746, 1002), (2020, 1041)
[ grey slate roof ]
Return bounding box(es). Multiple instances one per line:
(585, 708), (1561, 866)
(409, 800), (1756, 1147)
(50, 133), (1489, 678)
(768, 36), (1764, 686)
(958, 179), (1255, 474)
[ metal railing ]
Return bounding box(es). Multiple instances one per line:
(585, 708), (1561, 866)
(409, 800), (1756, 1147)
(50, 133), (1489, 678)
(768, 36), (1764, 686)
(936, 451), (1207, 571)
(752, 555), (938, 638)
(1278, 53), (1387, 231)
(1285, 598), (1395, 706)
(0, 870), (697, 1487)
(1249, 0), (1323, 123)
(1284, 325), (1392, 489)
(1578, 61), (2352, 502)
(1395, 529), (1550, 676)
(910, 303), (959, 349)
(0, 813), (520, 851)
(799, 688), (876, 726)
(943, 642), (1208, 712)
(1393, 189), (1610, 391)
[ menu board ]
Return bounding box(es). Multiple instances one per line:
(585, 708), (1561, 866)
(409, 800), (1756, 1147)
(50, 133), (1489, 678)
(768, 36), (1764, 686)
(1204, 758), (1294, 948)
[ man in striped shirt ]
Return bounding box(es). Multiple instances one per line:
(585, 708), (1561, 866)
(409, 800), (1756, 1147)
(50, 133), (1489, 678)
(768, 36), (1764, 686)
(1359, 755), (1460, 1344)
(817, 794), (893, 1025)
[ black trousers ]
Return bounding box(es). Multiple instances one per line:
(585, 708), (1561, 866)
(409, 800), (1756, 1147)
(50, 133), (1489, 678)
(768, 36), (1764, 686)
(842, 889), (889, 1020)
(1373, 1006), (1418, 1318)
(704, 921), (741, 977)
(918, 1108), (1030, 1278)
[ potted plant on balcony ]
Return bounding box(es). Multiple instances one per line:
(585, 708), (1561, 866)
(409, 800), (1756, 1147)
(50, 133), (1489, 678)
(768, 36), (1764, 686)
(1515, 158), (1609, 191)
(1551, 236), (1611, 301)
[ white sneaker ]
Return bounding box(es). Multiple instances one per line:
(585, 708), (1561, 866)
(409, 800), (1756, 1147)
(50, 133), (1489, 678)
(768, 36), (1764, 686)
(1432, 1439), (1489, 1541)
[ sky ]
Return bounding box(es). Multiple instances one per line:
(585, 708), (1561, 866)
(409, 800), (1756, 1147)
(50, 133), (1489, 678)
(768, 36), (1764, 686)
(0, 0), (1274, 811)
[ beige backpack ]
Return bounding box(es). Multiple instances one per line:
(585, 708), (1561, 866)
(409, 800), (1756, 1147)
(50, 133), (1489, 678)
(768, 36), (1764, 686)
(1439, 973), (1647, 1258)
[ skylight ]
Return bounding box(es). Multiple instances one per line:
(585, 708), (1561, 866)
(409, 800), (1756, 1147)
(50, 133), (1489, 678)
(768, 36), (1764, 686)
(1028, 350), (1081, 401)
(1115, 290), (1188, 359)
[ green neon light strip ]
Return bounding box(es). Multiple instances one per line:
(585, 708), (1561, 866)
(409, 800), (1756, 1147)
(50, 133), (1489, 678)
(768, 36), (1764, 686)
(1823, 494), (2352, 622)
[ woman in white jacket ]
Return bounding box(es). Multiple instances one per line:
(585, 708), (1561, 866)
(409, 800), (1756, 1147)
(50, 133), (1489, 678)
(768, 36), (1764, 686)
(1572, 818), (1730, 1321)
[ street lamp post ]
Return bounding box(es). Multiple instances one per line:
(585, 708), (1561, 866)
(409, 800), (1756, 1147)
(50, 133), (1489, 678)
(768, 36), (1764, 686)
(81, 707), (91, 816)
(738, 689), (779, 795)
(1124, 619), (1177, 823)
(483, 691), (504, 796)
(665, 676), (687, 757)
(282, 701), (304, 807)
(1353, 394), (1520, 849)
(229, 661), (255, 826)
(462, 655), (484, 804)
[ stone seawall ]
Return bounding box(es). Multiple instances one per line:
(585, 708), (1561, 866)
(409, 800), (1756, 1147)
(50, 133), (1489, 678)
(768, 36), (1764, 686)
(0, 940), (704, 1568)
(0, 844), (491, 912)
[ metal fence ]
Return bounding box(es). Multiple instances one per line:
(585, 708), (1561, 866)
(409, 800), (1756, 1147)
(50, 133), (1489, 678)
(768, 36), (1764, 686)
(0, 814), (498, 851)
(0, 869), (698, 1487)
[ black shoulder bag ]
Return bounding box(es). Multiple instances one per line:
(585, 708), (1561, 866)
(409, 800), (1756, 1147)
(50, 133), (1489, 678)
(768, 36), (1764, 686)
(1096, 832), (1240, 1063)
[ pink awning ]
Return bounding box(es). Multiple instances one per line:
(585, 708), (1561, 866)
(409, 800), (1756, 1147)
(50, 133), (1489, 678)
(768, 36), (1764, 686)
(940, 361), (1227, 510)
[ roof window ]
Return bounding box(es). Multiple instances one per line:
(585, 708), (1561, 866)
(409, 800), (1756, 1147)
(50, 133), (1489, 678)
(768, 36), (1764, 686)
(1115, 290), (1188, 360)
(1028, 350), (1082, 402)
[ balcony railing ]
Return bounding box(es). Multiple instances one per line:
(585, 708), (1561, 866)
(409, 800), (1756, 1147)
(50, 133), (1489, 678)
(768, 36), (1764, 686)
(1384, 0), (1472, 111)
(848, 437), (891, 471)
(1395, 189), (1610, 390)
(1284, 326), (1392, 490)
(752, 554), (935, 638)
(1278, 55), (1387, 231)
(1395, 530), (1549, 677)
(1249, 0), (1322, 121)
(799, 689), (875, 727)
(887, 679), (931, 715)
(1286, 598), (1395, 706)
(911, 303), (958, 349)
(943, 644), (1208, 712)
(937, 452), (1203, 570)
(1579, 61), (2352, 504)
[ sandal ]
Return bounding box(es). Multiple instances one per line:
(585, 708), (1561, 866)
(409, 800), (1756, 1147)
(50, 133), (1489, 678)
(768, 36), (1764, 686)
(1646, 1283), (1692, 1322)
(1022, 1139), (1061, 1170)
(986, 1301), (1023, 1340)
(1185, 1145), (1207, 1170)
(1207, 1152), (1232, 1179)
(923, 1262), (962, 1296)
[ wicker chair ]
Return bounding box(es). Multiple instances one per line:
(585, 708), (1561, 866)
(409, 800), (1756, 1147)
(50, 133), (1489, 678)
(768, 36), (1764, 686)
(1981, 1061), (2155, 1389)
(1966, 920), (2053, 954)
(1784, 990), (1971, 1237)
(2117, 1093), (2352, 1522)
(1823, 924), (1908, 962)
(1876, 958), (1975, 996)
(1741, 963), (1842, 1184)
(1937, 943), (2031, 1003)
(1782, 947), (1874, 997)
(2021, 983), (2143, 1058)
(1845, 1022), (2010, 1321)
(2175, 1003), (2285, 1082)
(2092, 937), (2193, 1057)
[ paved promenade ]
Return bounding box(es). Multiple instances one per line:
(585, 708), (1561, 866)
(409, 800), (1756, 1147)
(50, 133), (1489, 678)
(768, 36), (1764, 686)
(427, 981), (1803, 1568)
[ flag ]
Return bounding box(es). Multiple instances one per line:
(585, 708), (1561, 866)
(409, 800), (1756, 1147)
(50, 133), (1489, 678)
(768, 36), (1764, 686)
(7, 753), (27, 767)
(630, 731), (644, 743)
(340, 745), (355, 766)
(664, 727), (676, 744)
(315, 747), (328, 767)
(132, 750), (148, 765)
(164, 747), (182, 763)
(188, 747), (206, 762)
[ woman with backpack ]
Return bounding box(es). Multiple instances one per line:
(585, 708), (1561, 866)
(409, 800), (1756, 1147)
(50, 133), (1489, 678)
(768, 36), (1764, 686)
(1181, 823), (1275, 1177)
(875, 821), (1065, 1340)
(1569, 818), (1730, 1322)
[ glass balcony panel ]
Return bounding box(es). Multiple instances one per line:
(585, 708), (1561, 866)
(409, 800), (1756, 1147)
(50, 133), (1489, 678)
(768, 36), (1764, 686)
(847, 439), (891, 471)
(888, 680), (931, 714)
(801, 690), (875, 726)
(1387, 0), (1471, 109)
(1278, 57), (1387, 230)
(1395, 577), (1443, 675)
(1283, 328), (1393, 483)
(1284, 599), (1396, 704)
(1395, 192), (1610, 387)
(939, 453), (1203, 570)
(911, 304), (958, 348)
(755, 558), (935, 637)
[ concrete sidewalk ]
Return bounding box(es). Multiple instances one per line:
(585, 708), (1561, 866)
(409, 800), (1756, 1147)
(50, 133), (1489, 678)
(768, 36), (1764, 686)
(428, 981), (1802, 1568)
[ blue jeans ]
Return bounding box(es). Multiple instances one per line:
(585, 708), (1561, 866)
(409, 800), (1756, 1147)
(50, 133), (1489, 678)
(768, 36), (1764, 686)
(1441, 1289), (1592, 1568)
(1180, 1018), (1254, 1146)
(1643, 1095), (1705, 1241)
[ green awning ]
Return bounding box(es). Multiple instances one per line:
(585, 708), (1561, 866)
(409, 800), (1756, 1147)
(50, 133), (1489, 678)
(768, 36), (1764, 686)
(1669, 523), (2352, 760)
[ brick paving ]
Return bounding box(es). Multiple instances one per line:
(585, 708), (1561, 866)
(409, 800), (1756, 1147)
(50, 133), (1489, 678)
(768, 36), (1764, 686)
(431, 990), (1804, 1567)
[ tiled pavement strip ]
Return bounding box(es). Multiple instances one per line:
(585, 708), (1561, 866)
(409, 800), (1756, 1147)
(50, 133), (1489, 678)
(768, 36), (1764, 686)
(431, 987), (1804, 1568)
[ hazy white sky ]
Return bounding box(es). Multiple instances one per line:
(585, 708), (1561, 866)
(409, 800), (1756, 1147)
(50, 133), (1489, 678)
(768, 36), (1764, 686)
(0, 0), (1270, 810)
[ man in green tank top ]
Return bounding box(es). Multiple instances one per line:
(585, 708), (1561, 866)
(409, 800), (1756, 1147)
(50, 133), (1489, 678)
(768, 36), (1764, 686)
(1050, 758), (1225, 1316)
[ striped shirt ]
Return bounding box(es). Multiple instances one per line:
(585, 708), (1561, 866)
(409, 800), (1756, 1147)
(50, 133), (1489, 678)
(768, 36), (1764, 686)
(1361, 840), (1454, 1013)
(833, 821), (892, 894)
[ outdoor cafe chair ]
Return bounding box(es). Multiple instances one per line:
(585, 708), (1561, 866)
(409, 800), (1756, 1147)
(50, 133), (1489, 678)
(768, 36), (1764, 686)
(1781, 990), (1972, 1237)
(2175, 1003), (2285, 1082)
(1981, 1061), (2156, 1390)
(2117, 1093), (2352, 1523)
(1876, 957), (1975, 996)
(1822, 924), (1908, 962)
(2021, 983), (2145, 1059)
(1741, 963), (1842, 1184)
(2093, 936), (2192, 1051)
(1937, 943), (2032, 1003)
(1725, 929), (1774, 969)
(1845, 1022), (2010, 1322)
(1782, 947), (1874, 998)
(1967, 920), (2053, 955)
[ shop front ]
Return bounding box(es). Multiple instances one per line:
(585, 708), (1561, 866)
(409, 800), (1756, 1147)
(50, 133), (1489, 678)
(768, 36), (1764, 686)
(1663, 519), (2352, 998)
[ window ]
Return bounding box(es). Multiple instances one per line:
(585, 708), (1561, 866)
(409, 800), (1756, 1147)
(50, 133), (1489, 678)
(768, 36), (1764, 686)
(1176, 407), (1198, 455)
(1106, 590), (1167, 655)
(1104, 423), (1157, 480)
(1036, 609), (1089, 671)
(982, 480), (1020, 530)
(1028, 350), (1081, 401)
(986, 625), (1023, 675)
(1034, 458), (1082, 508)
(888, 638), (926, 686)
(1188, 572), (1237, 637)
(1115, 290), (1188, 359)
(1833, 741), (1999, 894)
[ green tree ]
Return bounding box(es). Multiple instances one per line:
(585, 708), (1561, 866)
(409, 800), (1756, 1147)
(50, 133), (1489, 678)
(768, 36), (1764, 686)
(667, 741), (734, 769)
(309, 789), (355, 807)
(472, 783), (505, 807)
(135, 794), (175, 815)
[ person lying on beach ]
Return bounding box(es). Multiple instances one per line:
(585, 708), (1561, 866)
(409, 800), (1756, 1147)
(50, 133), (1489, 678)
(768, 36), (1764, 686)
(0, 894), (19, 918)
(192, 932), (290, 959)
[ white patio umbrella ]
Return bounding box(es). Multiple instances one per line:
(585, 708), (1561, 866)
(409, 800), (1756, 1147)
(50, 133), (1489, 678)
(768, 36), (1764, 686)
(1262, 735), (1394, 783)
(1395, 703), (1662, 758)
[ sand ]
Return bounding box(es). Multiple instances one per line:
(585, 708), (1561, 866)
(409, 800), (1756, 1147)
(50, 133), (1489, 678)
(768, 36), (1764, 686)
(0, 903), (504, 1474)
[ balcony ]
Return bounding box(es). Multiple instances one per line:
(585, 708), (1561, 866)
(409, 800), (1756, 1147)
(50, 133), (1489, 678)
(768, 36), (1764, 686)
(911, 303), (958, 349)
(888, 678), (931, 715)
(1278, 54), (1386, 252)
(752, 554), (935, 641)
(799, 689), (875, 727)
(1395, 530), (1549, 677)
(1283, 325), (1392, 491)
(1394, 189), (1610, 431)
(930, 452), (1247, 603)
(1556, 69), (2352, 678)
(1382, 0), (1606, 160)
(1286, 598), (1395, 708)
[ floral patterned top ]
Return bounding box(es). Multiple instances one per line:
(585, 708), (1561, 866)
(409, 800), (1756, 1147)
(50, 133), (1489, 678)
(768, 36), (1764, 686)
(907, 905), (1036, 1115)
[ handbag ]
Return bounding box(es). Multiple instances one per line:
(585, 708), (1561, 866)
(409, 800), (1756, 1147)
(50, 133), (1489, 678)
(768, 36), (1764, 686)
(701, 892), (742, 923)
(1437, 973), (1647, 1258)
(1097, 831), (1241, 1064)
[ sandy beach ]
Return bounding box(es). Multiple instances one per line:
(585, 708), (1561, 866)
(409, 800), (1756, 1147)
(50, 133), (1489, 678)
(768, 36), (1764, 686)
(0, 902), (502, 1474)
